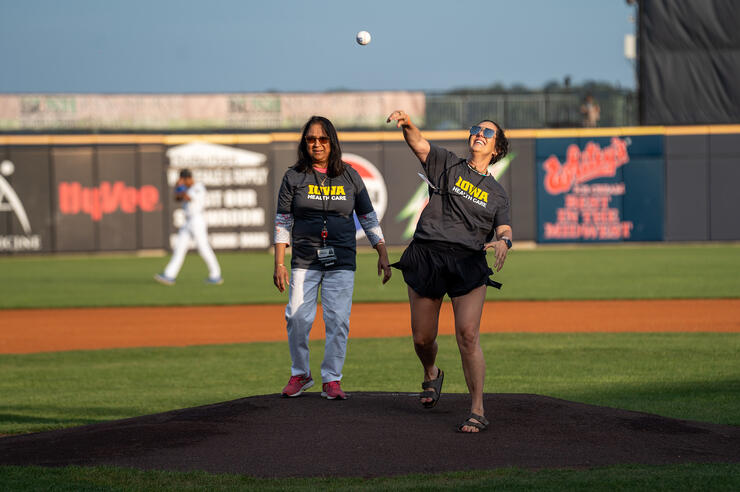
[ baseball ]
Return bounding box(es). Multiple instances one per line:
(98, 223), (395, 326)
(356, 30), (371, 45)
(0, 160), (14, 176)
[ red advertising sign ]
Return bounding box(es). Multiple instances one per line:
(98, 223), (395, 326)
(59, 181), (160, 221)
(543, 138), (629, 195)
(537, 135), (664, 242)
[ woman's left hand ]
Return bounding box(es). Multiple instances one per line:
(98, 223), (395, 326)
(376, 245), (392, 284)
(483, 240), (508, 271)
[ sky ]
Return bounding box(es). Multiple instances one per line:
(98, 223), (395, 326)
(0, 0), (637, 94)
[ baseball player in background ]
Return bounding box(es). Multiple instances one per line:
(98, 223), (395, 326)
(154, 169), (223, 286)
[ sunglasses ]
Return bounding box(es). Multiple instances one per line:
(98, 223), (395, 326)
(469, 125), (496, 139)
(305, 136), (330, 145)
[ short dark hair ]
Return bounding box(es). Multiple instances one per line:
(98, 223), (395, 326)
(179, 169), (192, 178)
(294, 116), (345, 178)
(476, 120), (509, 165)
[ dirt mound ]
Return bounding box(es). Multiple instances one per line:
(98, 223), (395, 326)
(1, 392), (738, 477)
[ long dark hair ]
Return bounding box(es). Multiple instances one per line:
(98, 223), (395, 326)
(476, 120), (509, 165)
(293, 116), (345, 178)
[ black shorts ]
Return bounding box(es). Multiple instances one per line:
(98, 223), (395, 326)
(391, 239), (501, 299)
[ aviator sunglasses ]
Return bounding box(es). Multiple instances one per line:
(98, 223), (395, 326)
(469, 125), (496, 139)
(305, 136), (330, 144)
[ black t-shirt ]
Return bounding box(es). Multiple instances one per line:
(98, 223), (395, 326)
(414, 144), (511, 250)
(277, 164), (375, 270)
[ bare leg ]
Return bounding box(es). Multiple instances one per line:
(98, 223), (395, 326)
(408, 286), (443, 405)
(450, 285), (487, 432)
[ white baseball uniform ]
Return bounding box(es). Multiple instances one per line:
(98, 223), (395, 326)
(163, 182), (222, 281)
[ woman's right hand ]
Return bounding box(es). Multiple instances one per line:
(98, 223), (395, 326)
(273, 264), (289, 293)
(386, 110), (411, 128)
(387, 109), (430, 163)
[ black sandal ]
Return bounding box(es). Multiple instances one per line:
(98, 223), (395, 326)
(420, 368), (444, 408)
(457, 413), (489, 433)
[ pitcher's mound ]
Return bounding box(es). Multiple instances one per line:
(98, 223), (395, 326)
(1, 392), (738, 477)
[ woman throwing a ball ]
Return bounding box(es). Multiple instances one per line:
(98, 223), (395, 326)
(387, 110), (512, 433)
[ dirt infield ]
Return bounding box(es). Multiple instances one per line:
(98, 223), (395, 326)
(1, 392), (738, 477)
(2, 299), (739, 354)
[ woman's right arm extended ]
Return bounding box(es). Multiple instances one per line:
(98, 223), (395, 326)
(387, 110), (430, 164)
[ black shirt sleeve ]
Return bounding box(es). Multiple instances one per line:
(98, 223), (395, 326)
(424, 144), (460, 183)
(276, 170), (294, 214)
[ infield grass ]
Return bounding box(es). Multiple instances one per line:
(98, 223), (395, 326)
(1, 243), (739, 308)
(1, 332), (738, 435)
(2, 244), (739, 489)
(1, 463), (739, 491)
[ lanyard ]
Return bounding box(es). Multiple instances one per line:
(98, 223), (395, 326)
(313, 171), (332, 246)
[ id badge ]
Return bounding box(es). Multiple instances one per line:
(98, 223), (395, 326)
(316, 246), (337, 267)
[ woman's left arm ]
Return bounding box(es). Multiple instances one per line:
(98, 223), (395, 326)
(483, 225), (513, 272)
(353, 172), (391, 284)
(357, 211), (391, 284)
(374, 241), (392, 284)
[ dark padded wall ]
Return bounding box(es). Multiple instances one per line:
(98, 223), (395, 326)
(1, 130), (737, 254)
(97, 146), (137, 251)
(664, 135), (709, 241)
(640, 0), (740, 124)
(53, 147), (97, 252)
(3, 147), (53, 252)
(709, 134), (740, 240)
(509, 138), (536, 241)
(139, 145), (167, 250)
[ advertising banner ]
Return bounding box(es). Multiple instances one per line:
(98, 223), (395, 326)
(165, 141), (272, 250)
(0, 153), (48, 253)
(536, 134), (664, 243)
(54, 146), (166, 252)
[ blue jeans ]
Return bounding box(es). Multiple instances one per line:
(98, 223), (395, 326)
(285, 268), (355, 382)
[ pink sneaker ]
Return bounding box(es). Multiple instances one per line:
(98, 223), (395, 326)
(282, 374), (314, 397)
(321, 381), (348, 400)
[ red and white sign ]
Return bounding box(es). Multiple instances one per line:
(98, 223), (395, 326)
(543, 138), (630, 195)
(343, 153), (387, 240)
(58, 181), (160, 221)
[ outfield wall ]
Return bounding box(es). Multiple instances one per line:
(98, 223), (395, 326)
(0, 126), (738, 253)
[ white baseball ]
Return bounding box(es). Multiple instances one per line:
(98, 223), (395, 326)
(0, 160), (14, 176)
(356, 30), (371, 45)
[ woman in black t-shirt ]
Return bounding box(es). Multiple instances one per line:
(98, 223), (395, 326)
(274, 116), (392, 401)
(387, 110), (513, 433)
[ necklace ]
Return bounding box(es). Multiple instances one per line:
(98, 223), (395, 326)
(313, 166), (328, 185)
(467, 160), (489, 176)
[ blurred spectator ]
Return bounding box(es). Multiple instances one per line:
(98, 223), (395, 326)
(580, 95), (601, 127)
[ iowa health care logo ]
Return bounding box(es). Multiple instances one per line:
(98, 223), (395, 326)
(0, 160), (42, 251)
(397, 154), (515, 240)
(343, 153), (387, 240)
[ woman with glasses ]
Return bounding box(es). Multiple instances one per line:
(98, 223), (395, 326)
(386, 110), (512, 433)
(273, 115), (392, 400)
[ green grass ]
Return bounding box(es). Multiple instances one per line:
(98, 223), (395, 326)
(1, 463), (739, 491)
(2, 243), (739, 489)
(1, 333), (738, 435)
(0, 243), (739, 308)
